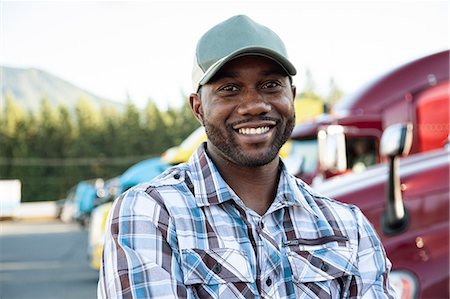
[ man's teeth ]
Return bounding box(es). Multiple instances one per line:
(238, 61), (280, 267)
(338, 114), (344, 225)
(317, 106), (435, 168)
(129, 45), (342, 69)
(238, 127), (270, 135)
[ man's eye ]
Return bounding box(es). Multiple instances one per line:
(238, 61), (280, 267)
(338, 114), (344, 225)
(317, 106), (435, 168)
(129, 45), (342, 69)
(261, 81), (282, 89)
(219, 85), (239, 92)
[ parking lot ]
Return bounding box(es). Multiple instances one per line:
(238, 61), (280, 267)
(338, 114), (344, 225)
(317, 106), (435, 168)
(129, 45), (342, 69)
(0, 220), (98, 299)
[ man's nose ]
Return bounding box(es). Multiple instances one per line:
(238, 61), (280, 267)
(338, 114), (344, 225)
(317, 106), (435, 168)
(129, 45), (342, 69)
(236, 89), (271, 115)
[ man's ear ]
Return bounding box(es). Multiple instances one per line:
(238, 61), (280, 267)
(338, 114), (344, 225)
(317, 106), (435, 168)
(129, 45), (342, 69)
(291, 84), (297, 101)
(189, 93), (203, 125)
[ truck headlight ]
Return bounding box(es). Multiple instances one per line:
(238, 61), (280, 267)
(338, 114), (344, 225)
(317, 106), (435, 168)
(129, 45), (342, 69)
(390, 270), (419, 299)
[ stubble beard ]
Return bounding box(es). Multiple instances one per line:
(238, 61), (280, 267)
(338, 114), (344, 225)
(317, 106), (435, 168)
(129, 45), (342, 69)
(203, 115), (295, 168)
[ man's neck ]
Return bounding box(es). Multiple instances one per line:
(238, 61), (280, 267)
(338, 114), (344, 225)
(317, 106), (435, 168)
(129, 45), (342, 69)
(211, 154), (281, 215)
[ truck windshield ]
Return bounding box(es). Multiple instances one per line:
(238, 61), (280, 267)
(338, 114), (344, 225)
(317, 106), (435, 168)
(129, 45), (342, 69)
(284, 139), (318, 176)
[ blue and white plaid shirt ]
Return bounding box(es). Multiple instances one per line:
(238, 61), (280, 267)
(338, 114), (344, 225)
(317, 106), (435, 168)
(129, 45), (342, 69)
(98, 143), (396, 298)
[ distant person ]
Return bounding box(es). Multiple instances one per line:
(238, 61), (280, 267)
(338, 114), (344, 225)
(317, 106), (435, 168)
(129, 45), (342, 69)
(350, 138), (376, 172)
(98, 15), (397, 298)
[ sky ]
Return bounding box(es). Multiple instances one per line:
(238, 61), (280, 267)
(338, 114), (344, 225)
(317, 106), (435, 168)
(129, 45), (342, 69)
(1, 0), (449, 110)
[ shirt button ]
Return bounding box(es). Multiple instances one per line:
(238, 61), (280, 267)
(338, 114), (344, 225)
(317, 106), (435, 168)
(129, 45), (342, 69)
(265, 277), (272, 287)
(173, 173), (180, 179)
(321, 263), (329, 272)
(260, 221), (265, 229)
(212, 264), (222, 274)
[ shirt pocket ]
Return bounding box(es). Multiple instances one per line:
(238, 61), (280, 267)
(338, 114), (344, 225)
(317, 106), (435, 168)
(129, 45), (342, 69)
(287, 246), (357, 282)
(180, 247), (255, 289)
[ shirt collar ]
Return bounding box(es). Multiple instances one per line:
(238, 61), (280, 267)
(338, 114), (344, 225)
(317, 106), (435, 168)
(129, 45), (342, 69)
(188, 143), (234, 207)
(275, 159), (319, 218)
(188, 143), (319, 218)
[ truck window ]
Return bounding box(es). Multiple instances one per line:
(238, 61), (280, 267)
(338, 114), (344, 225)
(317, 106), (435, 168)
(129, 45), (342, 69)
(346, 137), (377, 172)
(284, 139), (318, 176)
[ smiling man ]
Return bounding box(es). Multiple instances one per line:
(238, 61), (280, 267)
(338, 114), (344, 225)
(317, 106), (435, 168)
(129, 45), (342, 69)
(190, 54), (297, 215)
(98, 15), (397, 299)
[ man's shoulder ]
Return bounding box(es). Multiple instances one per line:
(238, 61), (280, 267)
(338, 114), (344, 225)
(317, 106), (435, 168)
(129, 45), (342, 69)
(124, 162), (189, 191)
(128, 163), (194, 204)
(109, 164), (194, 220)
(291, 175), (361, 220)
(147, 163), (189, 187)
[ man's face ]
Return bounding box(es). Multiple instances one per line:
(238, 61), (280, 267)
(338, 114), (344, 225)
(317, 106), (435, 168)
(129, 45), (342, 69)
(190, 55), (296, 167)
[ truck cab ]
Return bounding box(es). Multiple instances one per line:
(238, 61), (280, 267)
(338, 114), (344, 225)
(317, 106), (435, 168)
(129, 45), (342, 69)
(289, 50), (449, 185)
(288, 50), (449, 298)
(317, 123), (449, 298)
(287, 114), (383, 184)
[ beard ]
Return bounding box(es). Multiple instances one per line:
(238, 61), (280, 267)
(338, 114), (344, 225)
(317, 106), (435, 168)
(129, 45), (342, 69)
(202, 114), (295, 167)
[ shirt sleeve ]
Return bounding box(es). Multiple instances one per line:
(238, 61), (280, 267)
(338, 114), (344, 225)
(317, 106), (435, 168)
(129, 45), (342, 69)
(97, 187), (187, 299)
(352, 206), (398, 299)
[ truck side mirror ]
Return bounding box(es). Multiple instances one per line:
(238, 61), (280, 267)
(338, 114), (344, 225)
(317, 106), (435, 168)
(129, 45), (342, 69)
(318, 125), (347, 173)
(380, 123), (413, 235)
(380, 123), (413, 157)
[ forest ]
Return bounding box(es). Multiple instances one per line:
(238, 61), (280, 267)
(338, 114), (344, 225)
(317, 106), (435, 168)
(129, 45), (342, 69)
(0, 95), (200, 202)
(1, 68), (340, 202)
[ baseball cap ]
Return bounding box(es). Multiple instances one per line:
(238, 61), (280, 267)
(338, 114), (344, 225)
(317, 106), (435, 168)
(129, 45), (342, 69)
(192, 15), (297, 91)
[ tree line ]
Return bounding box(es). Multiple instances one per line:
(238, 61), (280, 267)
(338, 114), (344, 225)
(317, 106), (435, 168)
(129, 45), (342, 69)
(0, 95), (199, 202)
(1, 71), (342, 203)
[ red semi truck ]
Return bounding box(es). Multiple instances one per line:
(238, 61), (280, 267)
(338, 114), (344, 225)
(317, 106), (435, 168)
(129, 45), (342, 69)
(289, 50), (448, 184)
(287, 50), (449, 298)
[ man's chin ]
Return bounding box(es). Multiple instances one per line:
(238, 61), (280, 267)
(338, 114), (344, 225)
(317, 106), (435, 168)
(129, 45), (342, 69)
(230, 151), (279, 168)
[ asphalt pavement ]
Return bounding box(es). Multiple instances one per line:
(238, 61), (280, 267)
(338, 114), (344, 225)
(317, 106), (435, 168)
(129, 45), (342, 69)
(0, 220), (98, 299)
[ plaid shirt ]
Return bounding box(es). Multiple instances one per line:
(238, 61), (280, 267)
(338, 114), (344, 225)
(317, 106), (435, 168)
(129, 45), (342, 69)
(98, 143), (396, 299)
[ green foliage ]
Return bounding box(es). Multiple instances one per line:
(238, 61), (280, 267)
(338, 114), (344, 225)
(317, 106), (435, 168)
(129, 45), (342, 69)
(0, 95), (199, 202)
(297, 69), (344, 112)
(298, 69), (323, 102)
(326, 78), (344, 109)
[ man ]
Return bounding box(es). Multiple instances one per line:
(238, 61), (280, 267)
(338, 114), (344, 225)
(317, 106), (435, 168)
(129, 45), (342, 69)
(98, 15), (396, 298)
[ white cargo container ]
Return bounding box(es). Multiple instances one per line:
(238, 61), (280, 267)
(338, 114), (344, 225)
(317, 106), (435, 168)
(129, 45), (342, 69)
(0, 180), (21, 217)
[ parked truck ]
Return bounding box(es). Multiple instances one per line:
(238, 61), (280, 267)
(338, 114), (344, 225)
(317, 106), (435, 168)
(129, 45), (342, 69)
(289, 50), (449, 298)
(289, 50), (448, 185)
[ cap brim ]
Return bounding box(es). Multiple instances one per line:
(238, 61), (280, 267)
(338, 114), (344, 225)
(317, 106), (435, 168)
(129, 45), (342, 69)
(197, 47), (297, 87)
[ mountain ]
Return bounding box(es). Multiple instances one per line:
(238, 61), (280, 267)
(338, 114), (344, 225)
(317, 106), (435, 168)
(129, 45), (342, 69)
(1, 66), (124, 112)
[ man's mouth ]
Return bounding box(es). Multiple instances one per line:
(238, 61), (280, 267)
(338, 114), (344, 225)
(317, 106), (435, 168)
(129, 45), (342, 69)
(232, 119), (277, 137)
(238, 126), (270, 135)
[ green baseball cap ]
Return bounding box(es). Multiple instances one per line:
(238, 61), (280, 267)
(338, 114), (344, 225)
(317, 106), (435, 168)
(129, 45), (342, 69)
(192, 15), (297, 91)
